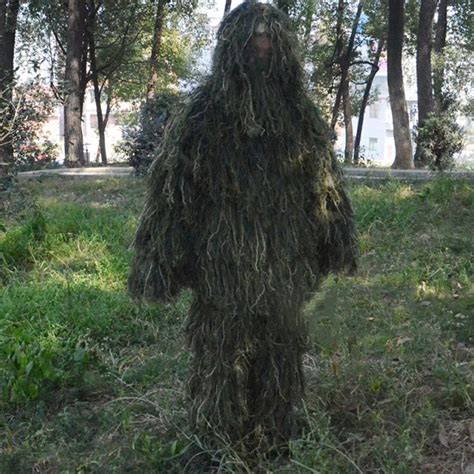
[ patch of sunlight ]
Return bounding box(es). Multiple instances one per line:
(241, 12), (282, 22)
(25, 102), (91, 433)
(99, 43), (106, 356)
(395, 185), (416, 200)
(351, 185), (384, 200)
(38, 196), (63, 208)
(38, 326), (67, 352)
(88, 201), (114, 209)
(416, 280), (440, 299)
(49, 235), (108, 268)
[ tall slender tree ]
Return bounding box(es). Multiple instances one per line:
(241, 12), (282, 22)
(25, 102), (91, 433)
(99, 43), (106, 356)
(87, 0), (107, 165)
(330, 0), (365, 129)
(64, 0), (86, 167)
(433, 0), (448, 111)
(0, 0), (20, 173)
(224, 0), (232, 17)
(416, 0), (437, 126)
(329, 0), (365, 163)
(387, 0), (413, 169)
(353, 37), (385, 164)
(414, 0), (438, 166)
(146, 0), (167, 102)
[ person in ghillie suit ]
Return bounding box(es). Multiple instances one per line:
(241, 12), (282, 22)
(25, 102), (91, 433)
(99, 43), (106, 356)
(128, 1), (357, 455)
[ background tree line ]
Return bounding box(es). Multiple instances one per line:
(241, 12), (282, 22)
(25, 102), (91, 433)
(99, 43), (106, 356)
(0, 0), (472, 175)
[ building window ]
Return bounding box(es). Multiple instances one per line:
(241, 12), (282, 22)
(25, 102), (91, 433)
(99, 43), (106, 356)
(369, 137), (378, 151)
(90, 114), (98, 130)
(370, 103), (379, 118)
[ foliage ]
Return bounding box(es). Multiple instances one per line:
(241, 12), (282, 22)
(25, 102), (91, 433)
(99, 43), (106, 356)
(415, 112), (464, 171)
(432, 44), (474, 116)
(15, 141), (58, 172)
(22, 0), (209, 106)
(116, 92), (181, 175)
(10, 86), (58, 172)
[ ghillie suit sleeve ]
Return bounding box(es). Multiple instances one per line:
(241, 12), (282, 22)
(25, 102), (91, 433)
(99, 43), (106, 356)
(128, 1), (357, 458)
(127, 105), (199, 301)
(302, 103), (358, 277)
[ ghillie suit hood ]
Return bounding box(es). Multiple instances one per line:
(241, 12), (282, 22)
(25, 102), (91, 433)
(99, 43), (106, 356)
(129, 1), (357, 455)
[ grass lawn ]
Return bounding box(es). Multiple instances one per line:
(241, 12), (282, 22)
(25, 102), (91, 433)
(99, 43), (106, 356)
(0, 176), (473, 473)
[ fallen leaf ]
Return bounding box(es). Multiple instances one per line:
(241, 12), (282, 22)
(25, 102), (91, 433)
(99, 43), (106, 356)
(469, 420), (474, 443)
(438, 431), (449, 448)
(396, 336), (412, 346)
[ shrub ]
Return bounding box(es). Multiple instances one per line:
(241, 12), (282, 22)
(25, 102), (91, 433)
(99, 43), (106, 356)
(117, 93), (181, 175)
(4, 85), (59, 172)
(15, 140), (58, 171)
(415, 112), (464, 171)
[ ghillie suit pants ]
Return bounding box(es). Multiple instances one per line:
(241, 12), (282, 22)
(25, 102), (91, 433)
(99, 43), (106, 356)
(129, 0), (357, 455)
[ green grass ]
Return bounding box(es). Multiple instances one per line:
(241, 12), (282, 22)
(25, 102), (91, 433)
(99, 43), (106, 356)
(0, 176), (472, 472)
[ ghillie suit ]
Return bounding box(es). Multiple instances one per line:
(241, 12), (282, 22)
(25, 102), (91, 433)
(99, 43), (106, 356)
(129, 1), (357, 455)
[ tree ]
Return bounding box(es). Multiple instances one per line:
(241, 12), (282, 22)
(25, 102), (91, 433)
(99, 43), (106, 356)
(414, 0), (437, 166)
(353, 0), (387, 164)
(86, 0), (143, 165)
(87, 0), (108, 164)
(337, 0), (365, 163)
(387, 0), (413, 169)
(64, 0), (86, 167)
(303, 0), (369, 164)
(224, 0), (232, 17)
(146, 0), (200, 101)
(146, 0), (167, 101)
(433, 0), (447, 111)
(353, 37), (385, 164)
(0, 0), (20, 174)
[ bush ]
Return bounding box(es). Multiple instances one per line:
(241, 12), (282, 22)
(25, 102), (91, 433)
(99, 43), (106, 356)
(117, 93), (181, 175)
(15, 140), (58, 172)
(415, 112), (464, 171)
(2, 85), (59, 172)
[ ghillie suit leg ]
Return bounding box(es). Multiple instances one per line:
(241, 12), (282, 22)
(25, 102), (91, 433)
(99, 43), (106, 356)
(187, 295), (307, 452)
(129, 1), (358, 457)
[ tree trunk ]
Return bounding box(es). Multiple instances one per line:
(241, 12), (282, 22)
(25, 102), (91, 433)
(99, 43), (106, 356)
(388, 0), (413, 169)
(342, 81), (353, 163)
(79, 27), (88, 118)
(414, 0), (438, 167)
(88, 0), (107, 165)
(354, 38), (385, 164)
(223, 0), (232, 17)
(95, 94), (111, 162)
(433, 0), (448, 111)
(146, 0), (166, 102)
(64, 0), (86, 167)
(0, 0), (19, 174)
(331, 0), (365, 130)
(416, 0), (437, 127)
(330, 0), (345, 129)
